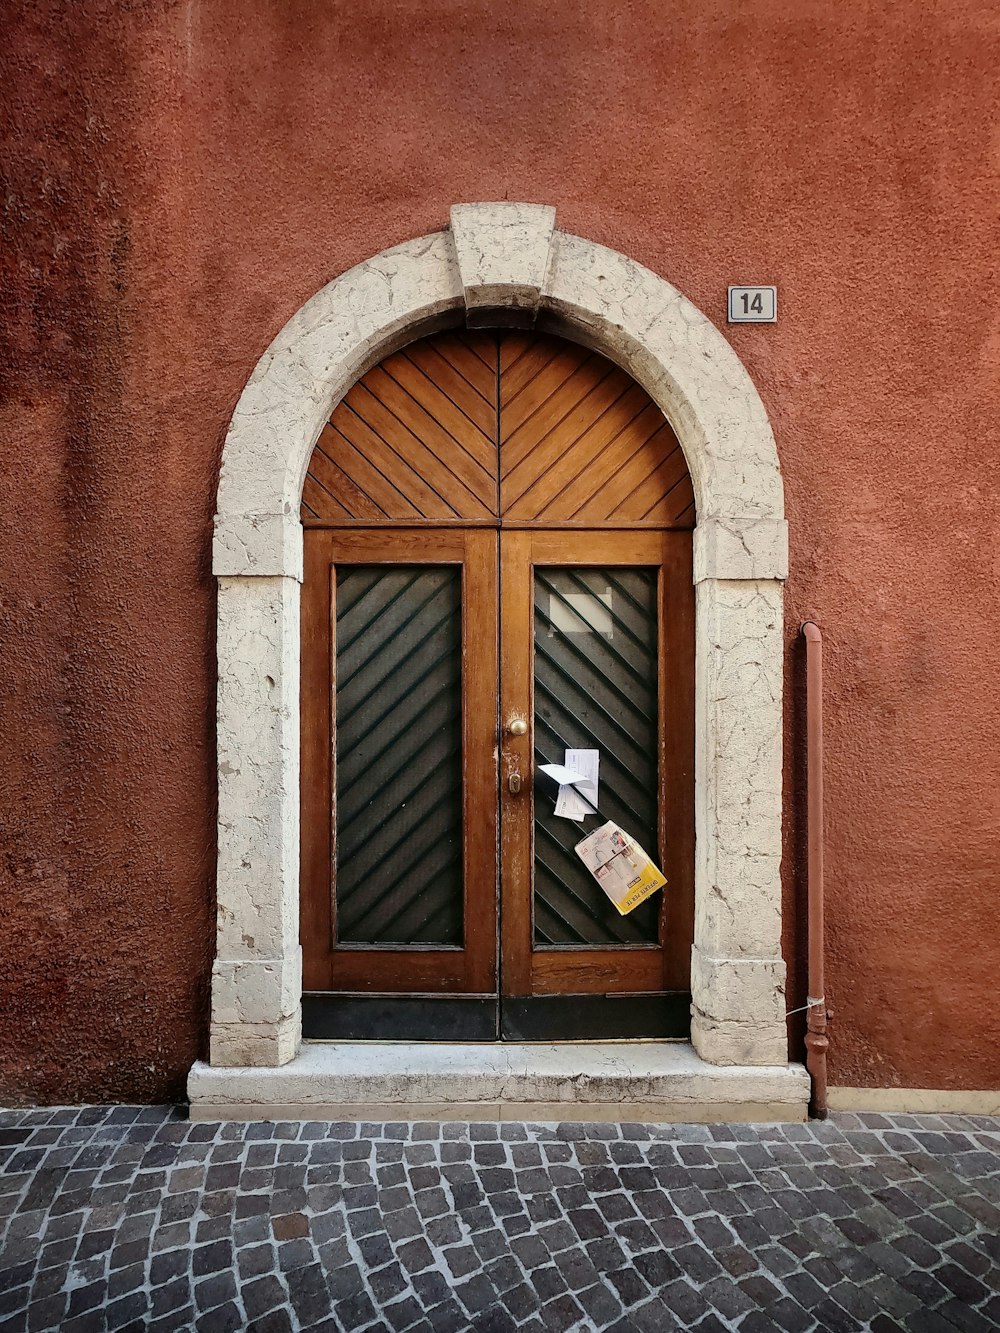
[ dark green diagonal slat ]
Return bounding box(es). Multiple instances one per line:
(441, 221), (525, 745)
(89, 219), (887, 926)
(335, 566), (463, 945)
(533, 568), (660, 945)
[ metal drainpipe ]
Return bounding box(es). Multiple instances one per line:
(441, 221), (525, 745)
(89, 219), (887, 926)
(801, 622), (830, 1119)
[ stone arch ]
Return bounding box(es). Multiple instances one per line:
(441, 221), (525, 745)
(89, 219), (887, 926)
(204, 204), (791, 1089)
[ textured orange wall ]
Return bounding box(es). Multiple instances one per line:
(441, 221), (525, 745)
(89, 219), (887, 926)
(2, 0), (998, 1100)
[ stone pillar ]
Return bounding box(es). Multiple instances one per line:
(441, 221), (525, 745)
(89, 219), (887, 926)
(210, 517), (302, 1067)
(690, 519), (788, 1065)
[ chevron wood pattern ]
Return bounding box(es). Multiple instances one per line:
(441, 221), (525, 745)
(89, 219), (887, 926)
(302, 331), (499, 524)
(301, 330), (694, 528)
(498, 334), (694, 527)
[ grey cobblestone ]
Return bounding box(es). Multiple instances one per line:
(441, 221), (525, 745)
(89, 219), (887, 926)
(0, 1109), (998, 1330)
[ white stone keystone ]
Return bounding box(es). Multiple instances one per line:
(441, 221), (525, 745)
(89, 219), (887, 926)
(451, 203), (556, 326)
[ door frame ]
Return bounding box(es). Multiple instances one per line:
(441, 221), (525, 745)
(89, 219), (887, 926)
(205, 203), (790, 1074)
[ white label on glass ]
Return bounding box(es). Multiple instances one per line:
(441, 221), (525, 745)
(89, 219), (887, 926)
(549, 589), (613, 636)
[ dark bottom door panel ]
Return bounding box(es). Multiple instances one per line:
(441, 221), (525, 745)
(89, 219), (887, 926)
(501, 994), (690, 1041)
(302, 993), (691, 1042)
(303, 994), (499, 1042)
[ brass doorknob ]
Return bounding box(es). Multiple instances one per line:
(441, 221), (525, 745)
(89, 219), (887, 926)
(508, 718), (528, 737)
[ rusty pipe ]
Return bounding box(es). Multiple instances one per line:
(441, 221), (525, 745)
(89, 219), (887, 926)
(801, 622), (830, 1118)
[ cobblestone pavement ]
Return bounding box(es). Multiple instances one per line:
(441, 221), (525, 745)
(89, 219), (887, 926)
(1, 1108), (999, 1333)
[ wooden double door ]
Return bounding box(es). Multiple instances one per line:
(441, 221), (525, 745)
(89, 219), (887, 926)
(300, 330), (695, 1041)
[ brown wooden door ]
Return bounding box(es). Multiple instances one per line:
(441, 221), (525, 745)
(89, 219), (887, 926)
(301, 527), (501, 1039)
(498, 530), (694, 1039)
(299, 329), (694, 1041)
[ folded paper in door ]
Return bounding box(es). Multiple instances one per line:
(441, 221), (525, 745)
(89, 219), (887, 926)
(537, 753), (599, 821)
(555, 748), (599, 820)
(574, 820), (667, 915)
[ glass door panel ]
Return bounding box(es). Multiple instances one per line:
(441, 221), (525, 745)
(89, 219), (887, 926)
(335, 565), (464, 946)
(532, 567), (660, 946)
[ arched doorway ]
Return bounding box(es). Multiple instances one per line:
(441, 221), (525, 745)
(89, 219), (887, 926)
(299, 329), (696, 1041)
(193, 204), (802, 1118)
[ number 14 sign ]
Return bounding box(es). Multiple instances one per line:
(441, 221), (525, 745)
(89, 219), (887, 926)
(728, 285), (777, 323)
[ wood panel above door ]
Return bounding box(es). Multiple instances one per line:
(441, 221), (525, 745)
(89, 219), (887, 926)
(499, 335), (694, 527)
(301, 330), (694, 530)
(302, 332), (500, 525)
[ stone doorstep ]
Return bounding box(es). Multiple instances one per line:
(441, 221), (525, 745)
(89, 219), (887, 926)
(187, 1041), (811, 1123)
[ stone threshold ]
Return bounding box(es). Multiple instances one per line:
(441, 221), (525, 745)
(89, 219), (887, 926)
(188, 1041), (811, 1123)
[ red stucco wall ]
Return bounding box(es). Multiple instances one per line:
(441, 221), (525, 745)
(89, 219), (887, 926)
(2, 0), (998, 1102)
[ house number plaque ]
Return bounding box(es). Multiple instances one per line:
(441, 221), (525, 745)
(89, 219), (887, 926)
(728, 285), (777, 323)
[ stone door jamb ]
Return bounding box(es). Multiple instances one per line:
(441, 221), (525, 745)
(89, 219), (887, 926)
(210, 204), (790, 1071)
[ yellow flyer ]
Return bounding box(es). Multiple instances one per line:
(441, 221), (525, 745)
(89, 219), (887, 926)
(574, 820), (667, 915)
